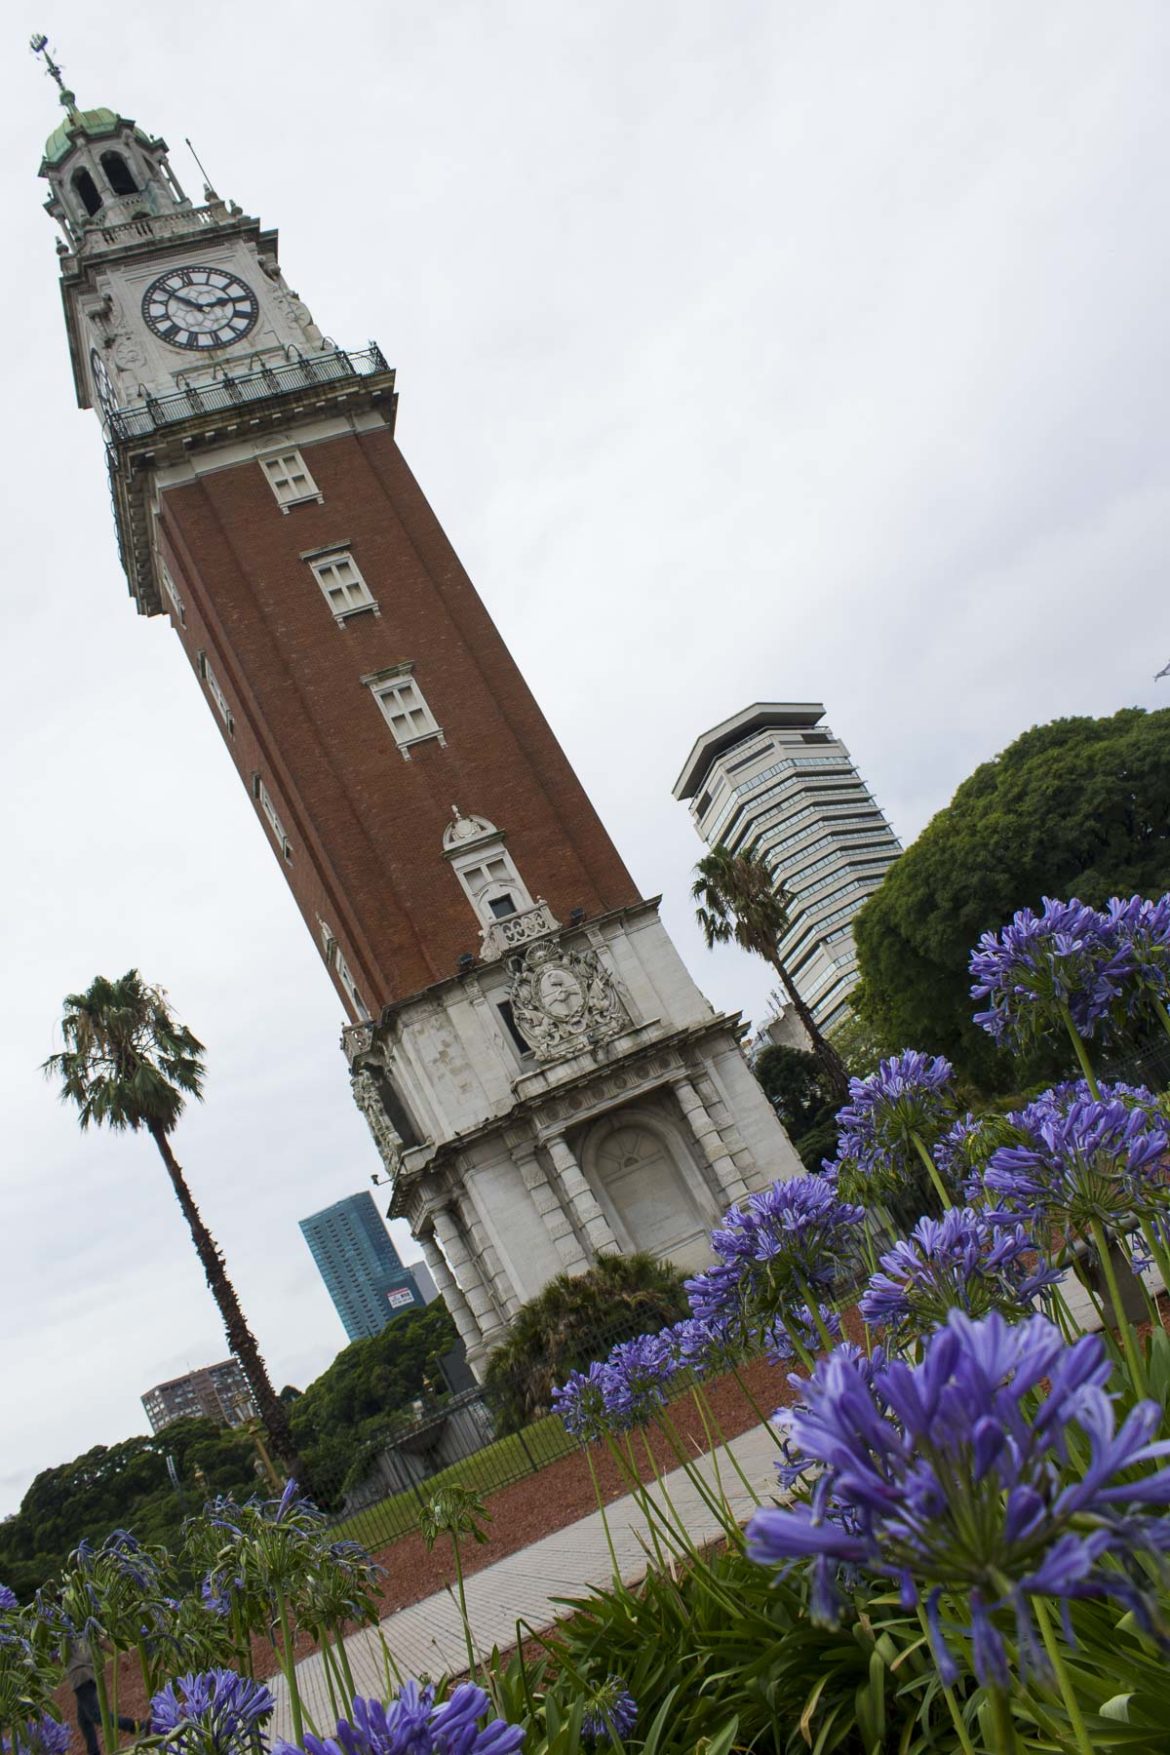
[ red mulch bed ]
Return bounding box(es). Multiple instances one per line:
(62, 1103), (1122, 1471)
(51, 1346), (807, 1745)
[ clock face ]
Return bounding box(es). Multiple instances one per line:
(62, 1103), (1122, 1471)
(89, 345), (115, 414)
(141, 265), (259, 350)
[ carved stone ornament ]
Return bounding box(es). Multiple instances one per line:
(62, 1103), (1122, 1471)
(350, 1066), (405, 1180)
(506, 939), (626, 1060)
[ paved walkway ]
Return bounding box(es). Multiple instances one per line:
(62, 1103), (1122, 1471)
(269, 1420), (782, 1739)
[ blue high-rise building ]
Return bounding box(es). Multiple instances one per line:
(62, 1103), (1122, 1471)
(300, 1192), (426, 1342)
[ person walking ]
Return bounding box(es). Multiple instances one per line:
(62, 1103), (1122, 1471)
(66, 1638), (141, 1755)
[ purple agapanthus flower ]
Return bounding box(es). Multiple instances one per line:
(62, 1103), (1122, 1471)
(1, 1720), (71, 1755)
(827, 1052), (957, 1204)
(684, 1177), (863, 1341)
(1104, 895), (1170, 1010)
(859, 1207), (1060, 1340)
(746, 1311), (1170, 1689)
(274, 1683), (524, 1755)
(982, 1094), (1170, 1241)
(657, 1315), (739, 1379)
(580, 1677), (637, 1745)
(763, 1303), (842, 1365)
(151, 1668), (274, 1755)
(0, 1585), (16, 1612)
(551, 1363), (615, 1443)
(598, 1335), (675, 1430)
(969, 897), (1133, 1048)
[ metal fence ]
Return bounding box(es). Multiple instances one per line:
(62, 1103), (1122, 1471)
(306, 1312), (660, 1554)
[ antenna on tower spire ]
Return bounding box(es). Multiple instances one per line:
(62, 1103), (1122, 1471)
(185, 137), (220, 203)
(29, 32), (79, 118)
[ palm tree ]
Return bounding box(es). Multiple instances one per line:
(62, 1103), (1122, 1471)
(692, 845), (850, 1103)
(43, 971), (302, 1482)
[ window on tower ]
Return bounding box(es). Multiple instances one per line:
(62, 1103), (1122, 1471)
(366, 671), (445, 757)
(100, 151), (138, 195)
(252, 774), (292, 859)
(71, 168), (103, 217)
(197, 652), (234, 737)
(159, 560), (186, 626)
(452, 847), (533, 925)
(304, 548), (378, 622)
(260, 449), (322, 511)
(318, 919), (370, 1020)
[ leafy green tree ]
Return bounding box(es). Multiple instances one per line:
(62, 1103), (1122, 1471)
(43, 971), (300, 1478)
(287, 1301), (457, 1496)
(692, 846), (849, 1100)
(853, 709), (1170, 1086)
(753, 1043), (840, 1171)
(483, 1254), (688, 1431)
(0, 1420), (258, 1599)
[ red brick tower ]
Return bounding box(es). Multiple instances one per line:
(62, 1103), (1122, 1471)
(41, 70), (796, 1370)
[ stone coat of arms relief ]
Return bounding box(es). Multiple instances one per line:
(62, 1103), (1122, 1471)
(506, 939), (626, 1060)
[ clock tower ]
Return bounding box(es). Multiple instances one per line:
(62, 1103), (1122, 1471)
(38, 57), (799, 1371)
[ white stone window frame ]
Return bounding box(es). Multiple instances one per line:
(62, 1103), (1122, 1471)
(316, 917), (371, 1020)
(362, 663), (446, 759)
(159, 559), (186, 626)
(197, 651), (234, 736)
(450, 842), (533, 927)
(252, 772), (292, 860)
(302, 543), (379, 625)
(260, 448), (323, 512)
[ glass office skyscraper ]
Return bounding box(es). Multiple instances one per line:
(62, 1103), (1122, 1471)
(300, 1192), (425, 1342)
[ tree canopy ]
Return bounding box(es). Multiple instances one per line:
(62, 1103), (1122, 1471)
(753, 1044), (840, 1170)
(484, 1253), (688, 1432)
(0, 1419), (259, 1600)
(287, 1300), (458, 1498)
(853, 709), (1170, 1086)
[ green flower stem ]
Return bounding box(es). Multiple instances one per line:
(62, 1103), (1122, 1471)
(91, 1649), (116, 1755)
(987, 1685), (1019, 1754)
(275, 1588), (304, 1748)
(584, 1444), (622, 1583)
(780, 1316), (817, 1373)
(449, 1529), (478, 1684)
(1046, 1280), (1084, 1344)
(911, 1131), (953, 1210)
(914, 1607), (976, 1755)
(1061, 1010), (1101, 1098)
(318, 1632), (341, 1720)
(1139, 1215), (1170, 1317)
(653, 1408), (742, 1542)
(334, 1628), (357, 1704)
(1031, 1595), (1094, 1755)
(638, 1428), (701, 1561)
(793, 1271), (839, 1356)
(605, 1433), (673, 1568)
(1089, 1216), (1148, 1398)
(691, 1382), (761, 1509)
(1151, 992), (1170, 1049)
(377, 1627), (404, 1691)
(731, 1363), (786, 1445)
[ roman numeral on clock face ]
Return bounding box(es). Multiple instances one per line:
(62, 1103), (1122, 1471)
(141, 264), (260, 351)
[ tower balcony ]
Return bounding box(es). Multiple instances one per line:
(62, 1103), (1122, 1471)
(478, 899), (561, 962)
(107, 343), (392, 442)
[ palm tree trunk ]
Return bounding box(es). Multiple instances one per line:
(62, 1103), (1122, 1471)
(146, 1121), (305, 1487)
(764, 951), (851, 1104)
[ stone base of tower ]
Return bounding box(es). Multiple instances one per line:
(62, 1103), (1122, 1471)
(344, 899), (801, 1377)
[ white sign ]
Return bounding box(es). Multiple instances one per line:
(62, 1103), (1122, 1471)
(386, 1286), (415, 1310)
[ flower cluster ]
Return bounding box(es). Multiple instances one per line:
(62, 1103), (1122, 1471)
(982, 1093), (1170, 1241)
(274, 1682), (524, 1755)
(686, 1176), (863, 1337)
(970, 897), (1133, 1048)
(151, 1668), (274, 1755)
(747, 1311), (1170, 1689)
(580, 1676), (637, 1745)
(858, 1207), (1059, 1341)
(828, 1052), (957, 1206)
(1104, 894), (1170, 1007)
(0, 1720), (71, 1755)
(0, 1587), (16, 1613)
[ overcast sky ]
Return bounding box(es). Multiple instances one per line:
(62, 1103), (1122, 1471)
(1, 1), (1167, 1516)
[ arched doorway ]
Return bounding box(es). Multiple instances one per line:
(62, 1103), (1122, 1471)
(590, 1121), (712, 1270)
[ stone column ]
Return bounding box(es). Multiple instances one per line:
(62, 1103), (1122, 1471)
(510, 1136), (591, 1274)
(544, 1131), (619, 1258)
(420, 1224), (482, 1356)
(432, 1203), (508, 1344)
(454, 1187), (521, 1318)
(672, 1075), (751, 1207)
